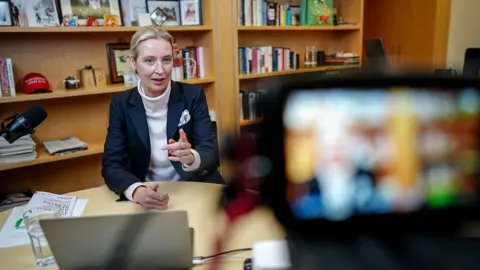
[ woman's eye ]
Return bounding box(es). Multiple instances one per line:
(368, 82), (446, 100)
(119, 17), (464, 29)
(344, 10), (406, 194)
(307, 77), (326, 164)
(145, 59), (154, 63)
(163, 58), (172, 63)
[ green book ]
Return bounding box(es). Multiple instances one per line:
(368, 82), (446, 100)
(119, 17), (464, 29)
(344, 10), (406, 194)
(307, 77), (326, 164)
(306, 0), (334, 26)
(300, 0), (308, 26)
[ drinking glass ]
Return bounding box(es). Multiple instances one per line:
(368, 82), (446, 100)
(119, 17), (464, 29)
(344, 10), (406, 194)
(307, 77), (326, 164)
(23, 204), (62, 266)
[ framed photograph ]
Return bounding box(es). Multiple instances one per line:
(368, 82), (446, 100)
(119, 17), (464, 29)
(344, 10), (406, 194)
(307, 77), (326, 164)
(179, 0), (201, 26)
(59, 0), (123, 26)
(106, 43), (134, 84)
(24, 0), (61, 27)
(290, 5), (300, 26)
(146, 0), (179, 26)
(121, 0), (146, 26)
(0, 0), (13, 26)
(10, 0), (27, 26)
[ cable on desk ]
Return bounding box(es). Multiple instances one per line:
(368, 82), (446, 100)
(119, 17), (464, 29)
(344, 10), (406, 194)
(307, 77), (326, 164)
(193, 248), (252, 265)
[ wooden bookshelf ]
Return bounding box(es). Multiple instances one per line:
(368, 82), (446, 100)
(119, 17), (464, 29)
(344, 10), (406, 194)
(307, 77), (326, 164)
(0, 77), (215, 104)
(0, 142), (104, 172)
(235, 0), (364, 133)
(238, 25), (360, 31)
(238, 65), (359, 80)
(0, 25), (213, 33)
(0, 0), (221, 193)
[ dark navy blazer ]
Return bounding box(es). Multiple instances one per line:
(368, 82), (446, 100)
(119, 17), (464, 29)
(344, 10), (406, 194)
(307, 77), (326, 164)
(102, 81), (224, 201)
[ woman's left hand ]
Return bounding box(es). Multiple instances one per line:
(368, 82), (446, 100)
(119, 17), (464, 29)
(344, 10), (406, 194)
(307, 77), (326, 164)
(164, 129), (195, 165)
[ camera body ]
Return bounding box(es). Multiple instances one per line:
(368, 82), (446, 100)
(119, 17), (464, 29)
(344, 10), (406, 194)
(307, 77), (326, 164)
(257, 73), (480, 239)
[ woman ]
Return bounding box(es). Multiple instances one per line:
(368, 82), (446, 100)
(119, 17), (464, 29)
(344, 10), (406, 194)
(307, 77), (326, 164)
(102, 26), (224, 210)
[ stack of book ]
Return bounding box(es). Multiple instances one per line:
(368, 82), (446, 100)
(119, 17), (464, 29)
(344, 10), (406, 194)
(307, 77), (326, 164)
(324, 52), (360, 66)
(0, 135), (37, 166)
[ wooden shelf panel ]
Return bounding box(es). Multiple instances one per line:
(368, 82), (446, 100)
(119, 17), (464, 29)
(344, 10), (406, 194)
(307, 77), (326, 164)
(0, 77), (215, 104)
(0, 142), (104, 172)
(240, 118), (263, 126)
(238, 65), (359, 80)
(238, 25), (360, 31)
(0, 26), (213, 33)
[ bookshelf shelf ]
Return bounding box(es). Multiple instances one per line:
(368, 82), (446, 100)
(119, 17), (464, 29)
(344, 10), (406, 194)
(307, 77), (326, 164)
(237, 25), (360, 31)
(0, 142), (104, 172)
(238, 65), (359, 80)
(0, 77), (215, 104)
(0, 26), (213, 34)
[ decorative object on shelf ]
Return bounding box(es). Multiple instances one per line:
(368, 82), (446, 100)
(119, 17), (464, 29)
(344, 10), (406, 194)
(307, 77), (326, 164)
(137, 12), (152, 26)
(120, 0), (147, 26)
(304, 47), (313, 68)
(9, 0), (20, 26)
(146, 0), (180, 26)
(70, 14), (79, 26)
(22, 0), (60, 27)
(86, 16), (99, 26)
(59, 0), (123, 26)
(61, 15), (70, 26)
(317, 50), (325, 65)
(290, 5), (300, 26)
(306, 0), (334, 26)
(22, 73), (52, 94)
(123, 71), (138, 86)
(106, 43), (133, 84)
(103, 14), (120, 26)
(179, 0), (202, 26)
(64, 76), (80, 90)
(80, 66), (96, 88)
(150, 7), (168, 26)
(0, 0), (13, 26)
(80, 65), (107, 88)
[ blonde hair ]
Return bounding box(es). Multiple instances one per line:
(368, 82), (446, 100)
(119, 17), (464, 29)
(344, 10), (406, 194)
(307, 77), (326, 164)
(130, 26), (174, 61)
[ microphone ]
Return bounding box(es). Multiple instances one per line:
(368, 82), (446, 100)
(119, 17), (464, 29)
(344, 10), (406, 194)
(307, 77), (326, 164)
(0, 106), (47, 144)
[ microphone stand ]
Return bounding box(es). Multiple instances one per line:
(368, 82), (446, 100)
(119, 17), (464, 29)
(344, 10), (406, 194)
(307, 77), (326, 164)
(0, 113), (36, 144)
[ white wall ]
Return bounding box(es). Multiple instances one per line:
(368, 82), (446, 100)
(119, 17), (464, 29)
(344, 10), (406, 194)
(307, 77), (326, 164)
(446, 0), (480, 71)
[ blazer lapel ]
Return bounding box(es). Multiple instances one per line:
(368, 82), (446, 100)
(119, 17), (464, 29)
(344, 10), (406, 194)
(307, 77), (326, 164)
(167, 81), (185, 140)
(127, 88), (150, 151)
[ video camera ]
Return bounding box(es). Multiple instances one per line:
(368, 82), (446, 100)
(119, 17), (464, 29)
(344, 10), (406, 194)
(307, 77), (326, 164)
(248, 73), (480, 269)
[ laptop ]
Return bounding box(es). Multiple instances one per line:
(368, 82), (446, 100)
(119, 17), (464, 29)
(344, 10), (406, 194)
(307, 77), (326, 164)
(39, 210), (194, 270)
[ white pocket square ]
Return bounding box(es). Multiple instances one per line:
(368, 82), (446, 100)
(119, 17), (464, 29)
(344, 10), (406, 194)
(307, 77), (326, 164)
(178, 109), (191, 126)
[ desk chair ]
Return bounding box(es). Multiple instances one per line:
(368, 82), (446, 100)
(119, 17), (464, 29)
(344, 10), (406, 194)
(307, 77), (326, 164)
(364, 38), (389, 72)
(463, 48), (480, 77)
(193, 114), (225, 184)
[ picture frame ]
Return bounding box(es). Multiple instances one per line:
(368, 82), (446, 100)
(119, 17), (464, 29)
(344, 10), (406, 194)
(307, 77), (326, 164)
(0, 0), (13, 26)
(106, 43), (133, 84)
(290, 5), (300, 26)
(59, 0), (124, 26)
(23, 0), (61, 27)
(146, 0), (180, 26)
(10, 0), (29, 26)
(120, 0), (146, 26)
(179, 0), (201, 26)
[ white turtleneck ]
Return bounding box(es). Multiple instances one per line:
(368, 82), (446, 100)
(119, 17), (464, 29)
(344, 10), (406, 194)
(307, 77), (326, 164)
(124, 81), (201, 202)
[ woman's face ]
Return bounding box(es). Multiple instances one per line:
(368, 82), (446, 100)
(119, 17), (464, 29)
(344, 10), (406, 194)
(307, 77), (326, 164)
(131, 38), (173, 97)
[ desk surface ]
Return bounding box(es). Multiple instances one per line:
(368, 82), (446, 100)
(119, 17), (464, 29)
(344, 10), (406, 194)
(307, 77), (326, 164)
(0, 182), (285, 269)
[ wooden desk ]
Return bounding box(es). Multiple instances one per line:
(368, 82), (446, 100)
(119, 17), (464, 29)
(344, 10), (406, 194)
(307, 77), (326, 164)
(0, 182), (285, 269)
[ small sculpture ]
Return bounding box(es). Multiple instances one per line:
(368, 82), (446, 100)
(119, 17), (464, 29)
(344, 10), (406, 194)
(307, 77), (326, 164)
(86, 17), (99, 27)
(64, 76), (80, 89)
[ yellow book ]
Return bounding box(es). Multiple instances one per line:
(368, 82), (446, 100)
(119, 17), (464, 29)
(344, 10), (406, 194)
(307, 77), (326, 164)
(281, 6), (286, 26)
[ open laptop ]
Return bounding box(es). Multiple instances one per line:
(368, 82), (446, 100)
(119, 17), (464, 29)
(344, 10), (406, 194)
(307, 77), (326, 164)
(39, 210), (194, 270)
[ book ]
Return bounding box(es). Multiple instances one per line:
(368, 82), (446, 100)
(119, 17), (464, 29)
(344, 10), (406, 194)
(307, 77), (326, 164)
(15, 191), (79, 229)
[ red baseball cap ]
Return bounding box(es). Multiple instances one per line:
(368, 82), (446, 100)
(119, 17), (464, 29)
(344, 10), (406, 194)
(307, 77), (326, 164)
(22, 73), (52, 94)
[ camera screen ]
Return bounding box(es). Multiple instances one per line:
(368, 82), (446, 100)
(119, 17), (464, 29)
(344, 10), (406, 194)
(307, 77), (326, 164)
(283, 88), (480, 221)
